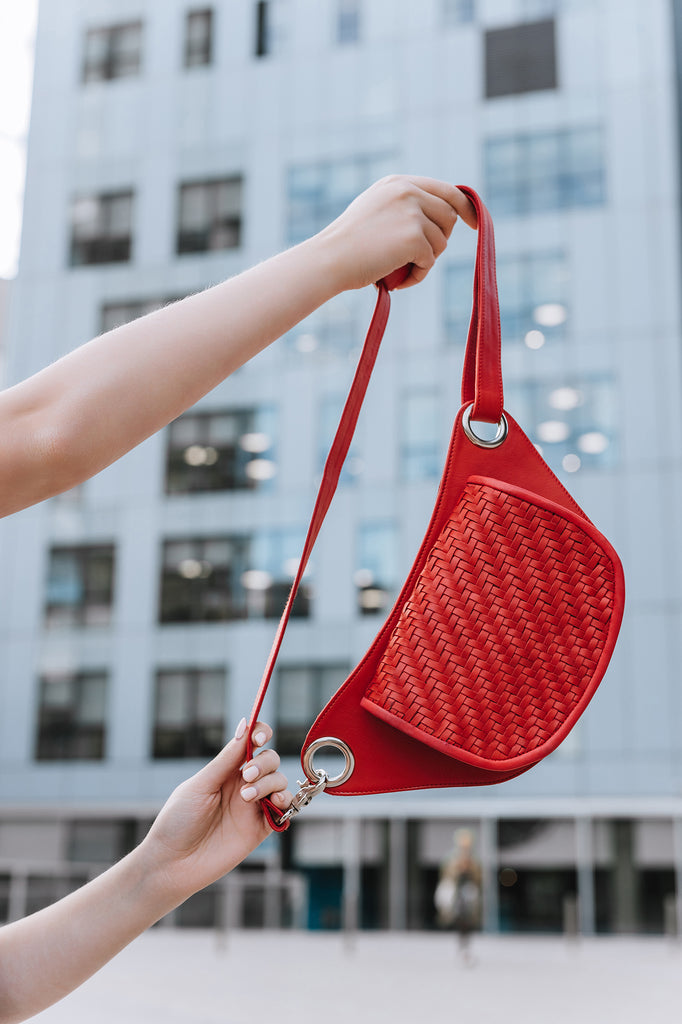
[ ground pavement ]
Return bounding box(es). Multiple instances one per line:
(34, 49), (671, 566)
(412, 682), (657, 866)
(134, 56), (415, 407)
(32, 930), (682, 1024)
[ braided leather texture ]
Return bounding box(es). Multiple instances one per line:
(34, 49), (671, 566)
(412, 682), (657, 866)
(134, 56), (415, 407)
(362, 479), (617, 765)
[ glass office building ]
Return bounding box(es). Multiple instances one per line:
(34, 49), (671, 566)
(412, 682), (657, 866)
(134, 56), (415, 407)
(1, 0), (682, 934)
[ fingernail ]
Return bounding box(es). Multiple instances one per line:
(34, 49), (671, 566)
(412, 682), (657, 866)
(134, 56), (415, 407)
(241, 786), (258, 801)
(242, 764), (259, 782)
(253, 731), (267, 747)
(235, 717), (247, 740)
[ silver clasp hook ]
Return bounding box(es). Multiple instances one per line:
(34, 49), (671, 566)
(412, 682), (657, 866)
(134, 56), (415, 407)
(272, 733), (352, 827)
(274, 737), (355, 827)
(275, 771), (328, 826)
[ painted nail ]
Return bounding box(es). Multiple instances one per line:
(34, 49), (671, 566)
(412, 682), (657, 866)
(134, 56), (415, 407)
(241, 786), (258, 801)
(253, 731), (267, 747)
(234, 717), (247, 740)
(242, 764), (259, 782)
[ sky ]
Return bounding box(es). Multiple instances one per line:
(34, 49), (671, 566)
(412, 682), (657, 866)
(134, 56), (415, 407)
(0, 0), (39, 279)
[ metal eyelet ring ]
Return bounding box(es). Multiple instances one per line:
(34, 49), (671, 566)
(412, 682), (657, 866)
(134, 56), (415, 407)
(462, 403), (508, 449)
(302, 737), (355, 789)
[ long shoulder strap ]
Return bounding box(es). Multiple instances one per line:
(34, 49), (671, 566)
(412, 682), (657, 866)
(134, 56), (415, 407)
(246, 266), (407, 829)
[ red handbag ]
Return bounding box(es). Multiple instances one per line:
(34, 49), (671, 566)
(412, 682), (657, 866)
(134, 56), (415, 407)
(247, 187), (625, 830)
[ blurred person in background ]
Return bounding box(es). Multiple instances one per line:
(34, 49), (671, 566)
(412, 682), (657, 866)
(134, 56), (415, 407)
(435, 828), (483, 964)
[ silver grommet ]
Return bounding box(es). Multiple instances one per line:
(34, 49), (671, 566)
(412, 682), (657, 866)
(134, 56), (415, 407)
(462, 403), (508, 449)
(302, 737), (355, 789)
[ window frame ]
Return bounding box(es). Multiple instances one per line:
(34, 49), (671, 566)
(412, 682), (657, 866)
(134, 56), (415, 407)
(44, 544), (116, 629)
(159, 535), (251, 624)
(184, 8), (214, 68)
(176, 176), (243, 254)
(275, 664), (350, 757)
(82, 21), (143, 83)
(485, 126), (606, 216)
(35, 670), (108, 762)
(69, 190), (134, 267)
(164, 407), (277, 496)
(484, 19), (557, 100)
(152, 666), (227, 759)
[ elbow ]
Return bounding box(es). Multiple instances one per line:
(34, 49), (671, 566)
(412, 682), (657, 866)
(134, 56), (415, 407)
(29, 417), (88, 502)
(0, 416), (84, 519)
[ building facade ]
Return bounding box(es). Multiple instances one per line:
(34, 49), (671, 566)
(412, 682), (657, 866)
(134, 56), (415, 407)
(1, 0), (682, 934)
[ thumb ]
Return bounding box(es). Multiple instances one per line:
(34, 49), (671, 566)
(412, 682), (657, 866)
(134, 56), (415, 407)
(191, 718), (273, 792)
(191, 718), (249, 792)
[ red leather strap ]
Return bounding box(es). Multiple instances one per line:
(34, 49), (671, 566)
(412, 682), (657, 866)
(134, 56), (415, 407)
(248, 274), (400, 830)
(457, 186), (504, 424)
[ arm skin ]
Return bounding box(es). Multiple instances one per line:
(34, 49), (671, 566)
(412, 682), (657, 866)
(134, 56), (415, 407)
(0, 175), (475, 517)
(0, 720), (292, 1023)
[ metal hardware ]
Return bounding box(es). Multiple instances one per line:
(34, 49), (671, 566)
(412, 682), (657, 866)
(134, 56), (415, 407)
(302, 736), (355, 789)
(462, 403), (508, 449)
(276, 770), (329, 825)
(275, 736), (355, 826)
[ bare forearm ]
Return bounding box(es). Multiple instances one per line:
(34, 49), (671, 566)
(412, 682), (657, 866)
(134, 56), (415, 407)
(0, 847), (174, 1023)
(1, 234), (340, 513)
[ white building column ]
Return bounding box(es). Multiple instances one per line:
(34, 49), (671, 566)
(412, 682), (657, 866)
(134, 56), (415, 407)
(342, 818), (362, 939)
(673, 817), (682, 937)
(576, 816), (595, 936)
(388, 818), (408, 930)
(480, 817), (498, 932)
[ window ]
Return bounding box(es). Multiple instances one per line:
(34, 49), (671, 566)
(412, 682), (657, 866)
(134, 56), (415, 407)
(485, 20), (557, 99)
(35, 672), (107, 761)
(287, 155), (395, 244)
(184, 9), (213, 67)
(506, 375), (618, 474)
(245, 529), (311, 619)
(355, 521), (397, 615)
(82, 22), (143, 83)
(70, 191), (133, 266)
(165, 408), (276, 494)
(254, 0), (287, 57)
(485, 127), (605, 216)
(45, 545), (115, 629)
(337, 0), (360, 44)
(445, 251), (569, 347)
(276, 665), (349, 756)
(442, 0), (475, 25)
(160, 536), (250, 623)
(101, 296), (181, 333)
(152, 668), (226, 758)
(402, 391), (441, 481)
(68, 820), (138, 863)
(255, 1), (269, 56)
(177, 177), (243, 253)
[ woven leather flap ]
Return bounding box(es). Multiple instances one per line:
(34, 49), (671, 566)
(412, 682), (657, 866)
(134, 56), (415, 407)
(360, 476), (620, 771)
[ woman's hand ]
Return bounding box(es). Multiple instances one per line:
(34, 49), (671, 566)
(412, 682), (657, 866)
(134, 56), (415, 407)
(317, 175), (478, 292)
(0, 722), (291, 1022)
(139, 719), (292, 905)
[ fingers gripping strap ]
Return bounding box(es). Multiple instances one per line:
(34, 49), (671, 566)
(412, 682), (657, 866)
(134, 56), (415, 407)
(457, 186), (503, 424)
(248, 281), (394, 830)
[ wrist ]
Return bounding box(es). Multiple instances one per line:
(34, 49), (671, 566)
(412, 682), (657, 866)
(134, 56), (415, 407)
(125, 839), (187, 920)
(304, 221), (356, 296)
